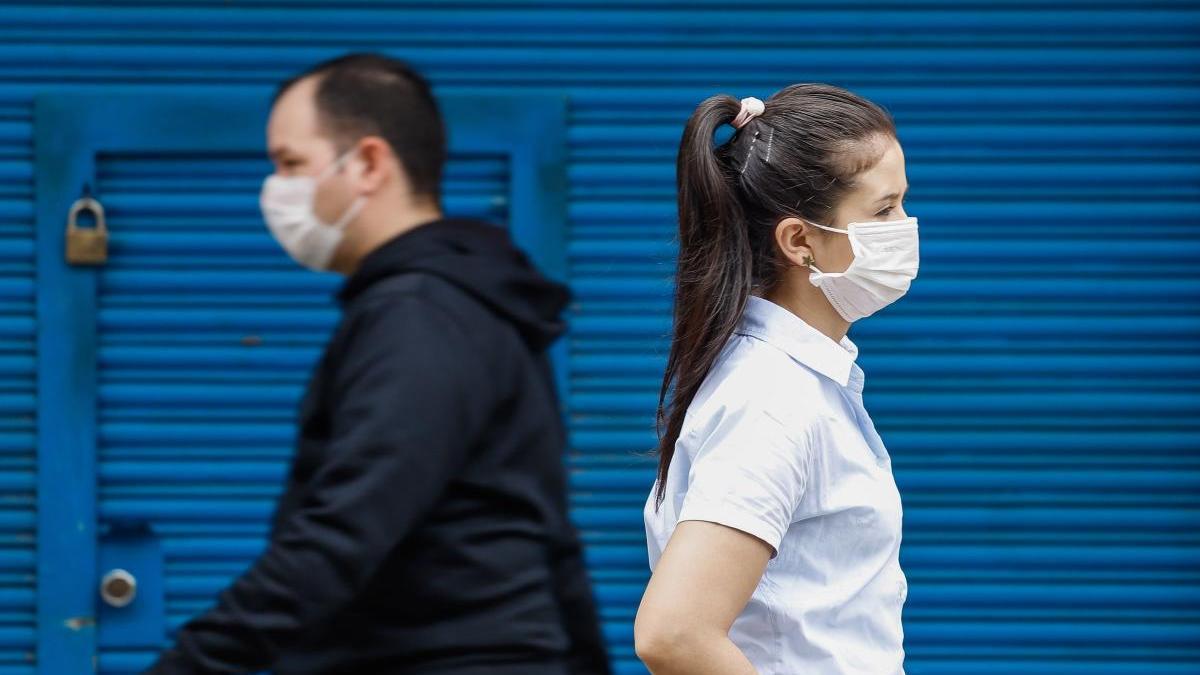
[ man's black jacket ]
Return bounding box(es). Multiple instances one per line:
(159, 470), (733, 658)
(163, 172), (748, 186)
(149, 218), (610, 674)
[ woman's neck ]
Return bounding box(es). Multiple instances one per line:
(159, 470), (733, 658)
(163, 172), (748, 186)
(763, 274), (851, 343)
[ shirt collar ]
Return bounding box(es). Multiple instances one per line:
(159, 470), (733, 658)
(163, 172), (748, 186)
(737, 296), (861, 389)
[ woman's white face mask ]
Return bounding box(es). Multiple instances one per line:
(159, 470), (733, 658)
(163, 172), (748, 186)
(804, 216), (920, 323)
(260, 149), (366, 271)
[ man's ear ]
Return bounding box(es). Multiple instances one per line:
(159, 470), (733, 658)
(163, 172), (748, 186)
(775, 217), (817, 268)
(353, 136), (394, 194)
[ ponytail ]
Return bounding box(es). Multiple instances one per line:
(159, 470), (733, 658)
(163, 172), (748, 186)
(654, 95), (754, 506)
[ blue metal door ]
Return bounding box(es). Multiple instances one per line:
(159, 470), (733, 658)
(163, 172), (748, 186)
(33, 90), (571, 674)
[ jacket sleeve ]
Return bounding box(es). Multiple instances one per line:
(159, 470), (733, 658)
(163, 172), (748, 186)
(552, 520), (613, 675)
(534, 359), (612, 675)
(146, 297), (488, 674)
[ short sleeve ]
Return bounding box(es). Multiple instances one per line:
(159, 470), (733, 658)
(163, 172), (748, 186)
(676, 406), (812, 555)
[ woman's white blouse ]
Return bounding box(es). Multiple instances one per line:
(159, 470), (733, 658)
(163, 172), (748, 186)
(644, 296), (907, 675)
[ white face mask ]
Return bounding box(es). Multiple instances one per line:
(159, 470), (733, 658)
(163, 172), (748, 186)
(260, 149), (366, 271)
(804, 216), (920, 322)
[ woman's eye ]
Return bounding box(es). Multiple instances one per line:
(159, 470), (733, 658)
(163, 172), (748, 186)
(876, 198), (907, 218)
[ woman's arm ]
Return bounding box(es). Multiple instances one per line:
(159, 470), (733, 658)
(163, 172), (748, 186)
(634, 520), (773, 674)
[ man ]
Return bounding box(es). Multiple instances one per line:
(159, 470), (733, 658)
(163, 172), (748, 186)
(148, 53), (610, 675)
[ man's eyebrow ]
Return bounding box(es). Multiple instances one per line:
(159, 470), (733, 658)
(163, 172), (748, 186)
(267, 146), (290, 161)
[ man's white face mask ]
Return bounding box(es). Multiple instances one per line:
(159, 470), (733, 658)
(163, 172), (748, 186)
(260, 149), (366, 271)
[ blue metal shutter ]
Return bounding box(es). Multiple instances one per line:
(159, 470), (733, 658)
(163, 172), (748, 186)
(91, 152), (508, 673)
(3, 3), (1198, 674)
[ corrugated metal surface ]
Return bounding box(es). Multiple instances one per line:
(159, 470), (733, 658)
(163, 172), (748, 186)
(3, 2), (1198, 674)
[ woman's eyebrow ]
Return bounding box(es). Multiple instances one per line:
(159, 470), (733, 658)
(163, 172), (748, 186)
(875, 186), (910, 204)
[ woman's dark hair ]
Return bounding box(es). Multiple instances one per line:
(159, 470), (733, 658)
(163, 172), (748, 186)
(655, 84), (897, 505)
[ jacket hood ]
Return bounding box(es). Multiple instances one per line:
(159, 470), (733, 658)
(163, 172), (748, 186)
(339, 218), (570, 352)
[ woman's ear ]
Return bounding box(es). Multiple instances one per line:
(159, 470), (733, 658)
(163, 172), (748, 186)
(774, 217), (816, 268)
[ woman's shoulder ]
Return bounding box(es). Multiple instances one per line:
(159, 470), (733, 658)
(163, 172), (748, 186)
(687, 335), (835, 442)
(727, 332), (832, 397)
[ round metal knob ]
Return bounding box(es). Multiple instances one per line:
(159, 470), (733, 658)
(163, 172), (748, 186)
(100, 568), (137, 608)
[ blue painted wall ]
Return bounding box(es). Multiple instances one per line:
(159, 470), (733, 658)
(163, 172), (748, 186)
(0, 2), (1197, 673)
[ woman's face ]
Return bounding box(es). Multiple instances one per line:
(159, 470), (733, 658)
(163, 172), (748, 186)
(808, 136), (909, 273)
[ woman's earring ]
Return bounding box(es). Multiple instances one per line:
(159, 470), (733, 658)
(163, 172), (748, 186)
(802, 254), (815, 268)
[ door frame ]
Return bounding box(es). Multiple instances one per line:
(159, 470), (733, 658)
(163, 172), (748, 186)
(33, 88), (568, 672)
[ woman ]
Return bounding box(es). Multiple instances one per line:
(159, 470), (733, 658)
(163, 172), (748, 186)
(636, 85), (917, 675)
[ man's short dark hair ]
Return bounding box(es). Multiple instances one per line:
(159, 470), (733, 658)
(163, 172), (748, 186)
(275, 53), (446, 200)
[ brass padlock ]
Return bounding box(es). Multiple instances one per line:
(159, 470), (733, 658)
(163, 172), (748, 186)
(66, 194), (108, 265)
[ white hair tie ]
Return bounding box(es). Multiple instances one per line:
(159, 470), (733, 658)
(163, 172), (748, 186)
(731, 96), (765, 129)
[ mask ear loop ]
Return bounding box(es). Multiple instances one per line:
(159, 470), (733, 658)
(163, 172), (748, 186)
(330, 197), (366, 230)
(803, 219), (851, 235)
(805, 258), (836, 277)
(800, 219), (852, 278)
(315, 148), (366, 230)
(316, 147), (359, 183)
